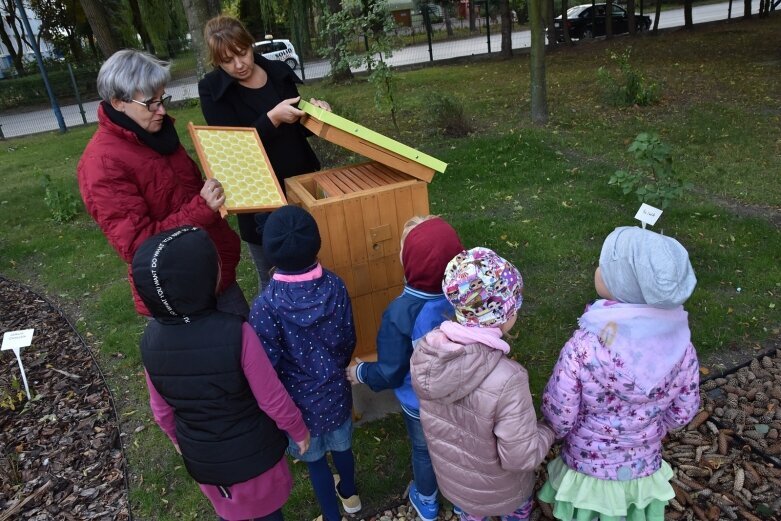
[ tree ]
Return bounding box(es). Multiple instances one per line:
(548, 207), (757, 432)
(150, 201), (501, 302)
(627, 0), (636, 35)
(529, 0), (547, 124)
(79, 0), (124, 57)
(0, 0), (28, 75)
(684, 0), (693, 28)
(545, 0), (556, 46)
(128, 0), (155, 53)
(180, 0), (220, 78)
(653, 0), (661, 32)
(561, 0), (572, 45)
(239, 0), (265, 39)
(468, 0), (476, 31)
(29, 0), (87, 62)
(605, 0), (613, 38)
(321, 0), (353, 81)
(140, 0), (176, 58)
(499, 0), (512, 57)
(743, 0), (751, 18)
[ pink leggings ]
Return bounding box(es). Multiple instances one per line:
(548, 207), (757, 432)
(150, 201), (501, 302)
(459, 497), (533, 521)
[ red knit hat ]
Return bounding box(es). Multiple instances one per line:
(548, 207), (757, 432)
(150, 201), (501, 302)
(401, 218), (463, 293)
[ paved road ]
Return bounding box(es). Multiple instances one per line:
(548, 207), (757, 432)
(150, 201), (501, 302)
(0, 0), (764, 138)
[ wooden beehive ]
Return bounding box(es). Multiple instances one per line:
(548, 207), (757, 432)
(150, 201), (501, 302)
(285, 101), (447, 361)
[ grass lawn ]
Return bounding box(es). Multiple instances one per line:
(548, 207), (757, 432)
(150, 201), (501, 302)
(1, 13), (779, 520)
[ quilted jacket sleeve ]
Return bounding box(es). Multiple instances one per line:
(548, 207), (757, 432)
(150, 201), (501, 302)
(662, 343), (701, 431)
(78, 154), (218, 263)
(494, 369), (555, 471)
(241, 324), (308, 443)
(248, 297), (285, 369)
(541, 330), (590, 440)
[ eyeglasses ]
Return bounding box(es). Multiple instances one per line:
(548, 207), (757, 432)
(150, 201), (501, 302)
(129, 94), (172, 112)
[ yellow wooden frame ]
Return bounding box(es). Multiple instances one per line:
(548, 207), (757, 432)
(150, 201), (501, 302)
(188, 123), (287, 216)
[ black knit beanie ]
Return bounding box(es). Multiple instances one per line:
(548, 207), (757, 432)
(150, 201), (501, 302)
(262, 205), (321, 272)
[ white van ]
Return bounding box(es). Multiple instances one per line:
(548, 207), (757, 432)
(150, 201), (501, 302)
(253, 38), (300, 70)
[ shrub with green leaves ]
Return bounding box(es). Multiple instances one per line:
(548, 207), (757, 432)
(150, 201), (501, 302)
(597, 48), (659, 106)
(610, 133), (691, 209)
(41, 174), (80, 223)
(422, 92), (473, 137)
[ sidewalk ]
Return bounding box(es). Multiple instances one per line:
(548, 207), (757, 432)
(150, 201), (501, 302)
(0, 0), (763, 139)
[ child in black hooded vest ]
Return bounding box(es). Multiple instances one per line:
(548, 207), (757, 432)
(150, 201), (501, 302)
(132, 226), (309, 521)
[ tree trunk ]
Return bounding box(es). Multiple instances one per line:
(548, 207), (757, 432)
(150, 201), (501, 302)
(445, 3), (454, 36)
(743, 0), (751, 18)
(653, 0), (661, 31)
(240, 0), (265, 39)
(0, 19), (25, 76)
(546, 0), (557, 46)
(627, 0), (636, 35)
(79, 0), (123, 58)
(500, 0), (512, 57)
(469, 0), (476, 31)
(128, 0), (155, 53)
(562, 0), (572, 44)
(180, 0), (213, 78)
(205, 0), (219, 16)
(529, 0), (547, 124)
(684, 0), (693, 28)
(605, 0), (613, 38)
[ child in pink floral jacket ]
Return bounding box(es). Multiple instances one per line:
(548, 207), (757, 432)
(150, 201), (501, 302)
(538, 226), (700, 521)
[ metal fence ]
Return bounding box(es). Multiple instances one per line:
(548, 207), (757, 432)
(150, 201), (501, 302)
(0, 0), (764, 139)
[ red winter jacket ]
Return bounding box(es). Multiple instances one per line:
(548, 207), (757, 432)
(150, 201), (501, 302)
(77, 104), (240, 316)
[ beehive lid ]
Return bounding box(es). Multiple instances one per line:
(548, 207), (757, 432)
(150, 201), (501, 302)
(299, 100), (447, 183)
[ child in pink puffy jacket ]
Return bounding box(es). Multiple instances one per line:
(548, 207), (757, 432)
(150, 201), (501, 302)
(538, 226), (701, 521)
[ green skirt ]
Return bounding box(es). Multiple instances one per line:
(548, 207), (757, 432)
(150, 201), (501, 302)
(537, 457), (675, 521)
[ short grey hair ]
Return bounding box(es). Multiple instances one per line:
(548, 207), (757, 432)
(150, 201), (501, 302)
(97, 49), (171, 102)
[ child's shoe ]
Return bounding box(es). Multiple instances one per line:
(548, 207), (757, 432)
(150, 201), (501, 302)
(453, 504), (463, 515)
(407, 481), (439, 521)
(334, 474), (362, 514)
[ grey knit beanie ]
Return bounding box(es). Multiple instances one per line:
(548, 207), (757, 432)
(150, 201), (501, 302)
(599, 226), (696, 308)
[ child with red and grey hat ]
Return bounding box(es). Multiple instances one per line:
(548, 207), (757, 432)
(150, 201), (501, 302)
(410, 247), (555, 521)
(347, 215), (464, 521)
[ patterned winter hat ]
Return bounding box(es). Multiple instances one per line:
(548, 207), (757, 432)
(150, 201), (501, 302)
(443, 247), (524, 327)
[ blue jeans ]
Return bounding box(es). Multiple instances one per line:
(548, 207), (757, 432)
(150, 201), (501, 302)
(401, 410), (438, 497)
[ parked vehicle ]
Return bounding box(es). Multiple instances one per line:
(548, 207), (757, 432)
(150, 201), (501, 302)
(553, 4), (651, 41)
(253, 38), (300, 70)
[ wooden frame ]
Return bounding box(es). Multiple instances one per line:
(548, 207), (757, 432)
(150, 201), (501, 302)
(188, 123), (286, 216)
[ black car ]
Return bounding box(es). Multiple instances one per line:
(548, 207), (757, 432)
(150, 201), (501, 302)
(553, 4), (651, 41)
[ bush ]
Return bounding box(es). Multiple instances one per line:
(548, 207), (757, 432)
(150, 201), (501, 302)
(41, 174), (80, 224)
(597, 48), (659, 106)
(422, 93), (473, 137)
(0, 63), (99, 110)
(609, 132), (691, 210)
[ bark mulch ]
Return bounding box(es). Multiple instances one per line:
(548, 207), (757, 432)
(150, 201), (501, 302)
(0, 277), (129, 520)
(3, 272), (780, 521)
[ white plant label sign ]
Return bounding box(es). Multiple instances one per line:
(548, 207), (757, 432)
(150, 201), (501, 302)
(635, 203), (663, 228)
(2, 328), (34, 400)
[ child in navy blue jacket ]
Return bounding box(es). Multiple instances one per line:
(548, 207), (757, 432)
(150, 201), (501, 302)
(347, 215), (464, 521)
(249, 206), (360, 521)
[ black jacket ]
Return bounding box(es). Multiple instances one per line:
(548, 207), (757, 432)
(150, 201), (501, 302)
(133, 227), (288, 485)
(198, 55), (321, 244)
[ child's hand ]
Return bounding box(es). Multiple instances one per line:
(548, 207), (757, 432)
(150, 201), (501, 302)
(346, 358), (364, 385)
(296, 432), (311, 455)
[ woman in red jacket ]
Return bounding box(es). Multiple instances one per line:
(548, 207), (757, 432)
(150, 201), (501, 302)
(77, 49), (247, 318)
